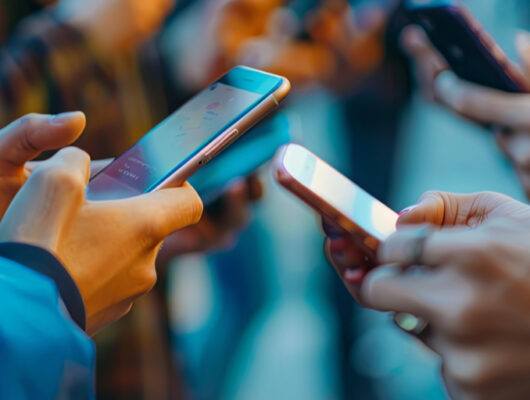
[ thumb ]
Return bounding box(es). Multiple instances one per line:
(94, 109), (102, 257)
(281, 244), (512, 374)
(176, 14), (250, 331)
(0, 112), (86, 172)
(397, 191), (510, 228)
(119, 183), (204, 241)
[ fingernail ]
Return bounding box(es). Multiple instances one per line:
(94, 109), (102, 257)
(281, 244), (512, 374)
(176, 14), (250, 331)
(398, 205), (417, 217)
(343, 268), (366, 286)
(434, 70), (461, 102)
(329, 238), (347, 252)
(50, 111), (83, 125)
(516, 30), (530, 49)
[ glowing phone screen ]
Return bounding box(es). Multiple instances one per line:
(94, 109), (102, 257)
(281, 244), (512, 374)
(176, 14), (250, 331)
(88, 68), (282, 200)
(284, 145), (398, 241)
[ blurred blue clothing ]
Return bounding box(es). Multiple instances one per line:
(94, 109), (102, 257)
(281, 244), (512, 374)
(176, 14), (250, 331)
(0, 243), (95, 400)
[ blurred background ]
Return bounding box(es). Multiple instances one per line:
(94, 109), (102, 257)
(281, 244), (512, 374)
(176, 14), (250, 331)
(1, 0), (528, 399)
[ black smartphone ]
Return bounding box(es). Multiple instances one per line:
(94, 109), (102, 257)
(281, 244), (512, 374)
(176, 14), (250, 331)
(406, 0), (530, 93)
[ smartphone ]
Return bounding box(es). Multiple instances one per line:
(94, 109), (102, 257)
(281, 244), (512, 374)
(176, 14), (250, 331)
(87, 66), (290, 201)
(274, 144), (398, 257)
(406, 0), (530, 93)
(189, 112), (294, 204)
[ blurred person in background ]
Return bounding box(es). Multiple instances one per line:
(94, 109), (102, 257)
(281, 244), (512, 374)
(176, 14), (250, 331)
(0, 1), (263, 398)
(0, 111), (203, 399)
(401, 24), (530, 199)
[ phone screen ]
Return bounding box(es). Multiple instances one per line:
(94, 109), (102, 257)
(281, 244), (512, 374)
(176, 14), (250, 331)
(283, 145), (398, 241)
(88, 67), (283, 200)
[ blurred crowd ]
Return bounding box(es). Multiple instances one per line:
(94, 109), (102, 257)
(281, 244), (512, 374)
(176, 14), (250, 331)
(3, 0), (530, 399)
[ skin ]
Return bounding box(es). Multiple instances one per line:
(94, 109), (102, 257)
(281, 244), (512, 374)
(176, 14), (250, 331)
(325, 191), (530, 399)
(56, 0), (176, 54)
(0, 113), (259, 334)
(402, 25), (530, 198)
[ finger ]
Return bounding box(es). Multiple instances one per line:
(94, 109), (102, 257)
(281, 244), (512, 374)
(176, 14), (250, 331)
(119, 183), (204, 240)
(497, 130), (530, 172)
(360, 264), (437, 318)
(321, 216), (348, 238)
(400, 25), (448, 83)
(516, 30), (530, 78)
(397, 191), (510, 227)
(434, 71), (530, 130)
(378, 224), (485, 269)
(90, 158), (113, 177)
(246, 174), (264, 201)
(0, 147), (90, 248)
(325, 236), (367, 271)
(401, 25), (442, 65)
(0, 112), (85, 171)
(325, 238), (368, 301)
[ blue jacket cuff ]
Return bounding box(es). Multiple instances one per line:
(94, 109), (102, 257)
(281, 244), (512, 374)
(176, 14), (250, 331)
(0, 242), (86, 331)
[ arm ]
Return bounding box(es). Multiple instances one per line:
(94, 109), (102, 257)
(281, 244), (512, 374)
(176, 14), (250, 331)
(0, 244), (95, 399)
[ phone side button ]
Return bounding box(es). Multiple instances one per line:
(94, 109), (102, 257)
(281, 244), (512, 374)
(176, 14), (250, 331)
(199, 155), (212, 165)
(204, 128), (239, 160)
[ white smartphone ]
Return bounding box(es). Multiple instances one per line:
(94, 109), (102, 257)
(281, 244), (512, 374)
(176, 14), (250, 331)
(274, 144), (398, 256)
(87, 66), (290, 201)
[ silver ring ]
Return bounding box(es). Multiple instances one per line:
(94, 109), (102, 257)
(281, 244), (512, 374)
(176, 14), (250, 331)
(408, 226), (434, 266)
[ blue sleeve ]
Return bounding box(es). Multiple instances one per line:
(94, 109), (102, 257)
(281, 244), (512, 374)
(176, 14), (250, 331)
(0, 244), (95, 400)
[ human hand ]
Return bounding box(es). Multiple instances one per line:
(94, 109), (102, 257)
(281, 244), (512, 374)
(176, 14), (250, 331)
(322, 190), (530, 301)
(157, 175), (263, 263)
(0, 147), (203, 335)
(403, 27), (530, 198)
(57, 0), (175, 54)
(361, 193), (530, 399)
(0, 112), (86, 218)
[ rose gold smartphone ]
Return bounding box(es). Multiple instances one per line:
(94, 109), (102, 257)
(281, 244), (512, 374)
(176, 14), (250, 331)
(274, 144), (398, 257)
(87, 66), (290, 200)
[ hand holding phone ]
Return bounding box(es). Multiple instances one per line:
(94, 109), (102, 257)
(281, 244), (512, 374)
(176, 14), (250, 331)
(87, 66), (290, 201)
(273, 144), (398, 297)
(405, 0), (530, 93)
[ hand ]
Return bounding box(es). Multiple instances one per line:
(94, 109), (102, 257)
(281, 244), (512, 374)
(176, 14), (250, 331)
(323, 189), (530, 299)
(0, 147), (203, 335)
(322, 218), (376, 302)
(0, 112), (86, 218)
(157, 175), (263, 264)
(359, 192), (530, 399)
(403, 26), (530, 198)
(56, 0), (175, 54)
(400, 25), (448, 101)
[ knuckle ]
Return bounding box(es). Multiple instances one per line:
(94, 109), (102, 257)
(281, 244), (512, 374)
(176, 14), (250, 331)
(185, 189), (204, 225)
(445, 296), (482, 337)
(32, 165), (84, 195)
(445, 358), (496, 394)
(17, 113), (40, 130)
(138, 268), (157, 294)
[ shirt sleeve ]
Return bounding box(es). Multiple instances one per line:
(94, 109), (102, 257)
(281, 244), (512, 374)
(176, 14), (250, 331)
(0, 247), (95, 399)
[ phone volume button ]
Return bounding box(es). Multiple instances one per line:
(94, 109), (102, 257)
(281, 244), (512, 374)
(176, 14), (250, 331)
(199, 155), (212, 165)
(204, 128), (239, 160)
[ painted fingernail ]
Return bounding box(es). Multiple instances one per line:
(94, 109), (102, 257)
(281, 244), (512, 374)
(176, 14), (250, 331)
(50, 111), (83, 125)
(329, 238), (347, 252)
(343, 268), (366, 286)
(398, 205), (417, 217)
